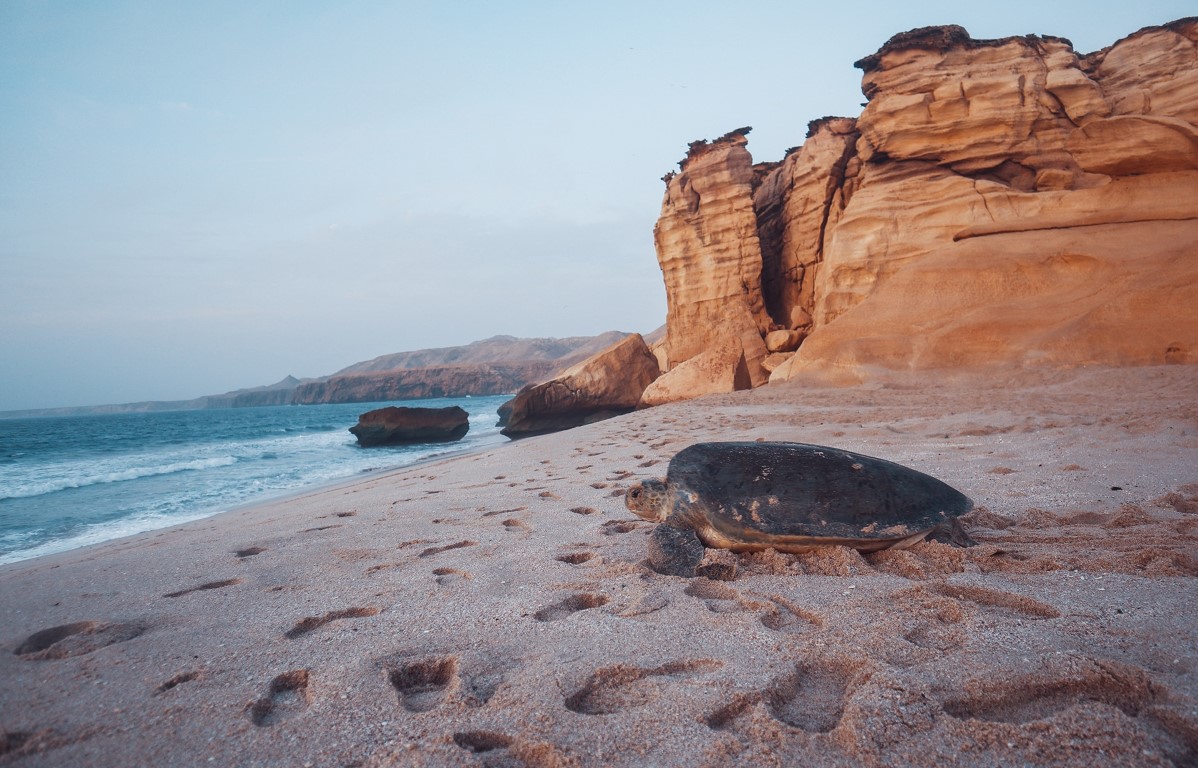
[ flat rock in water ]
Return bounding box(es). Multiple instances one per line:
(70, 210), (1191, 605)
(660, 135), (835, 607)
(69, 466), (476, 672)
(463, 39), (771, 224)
(349, 406), (469, 447)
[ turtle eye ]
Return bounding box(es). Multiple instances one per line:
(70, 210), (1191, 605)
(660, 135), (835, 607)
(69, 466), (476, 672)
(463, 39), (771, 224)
(630, 488), (641, 498)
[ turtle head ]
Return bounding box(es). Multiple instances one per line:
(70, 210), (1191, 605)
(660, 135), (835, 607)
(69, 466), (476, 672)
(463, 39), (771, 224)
(625, 479), (670, 522)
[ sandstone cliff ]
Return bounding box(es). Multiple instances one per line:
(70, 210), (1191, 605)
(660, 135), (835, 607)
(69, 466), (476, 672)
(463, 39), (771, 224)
(651, 18), (1198, 394)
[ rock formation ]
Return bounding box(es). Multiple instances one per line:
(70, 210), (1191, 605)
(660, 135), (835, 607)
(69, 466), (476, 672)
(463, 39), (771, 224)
(348, 406), (469, 447)
(500, 334), (661, 438)
(655, 129), (772, 387)
(638, 342), (751, 408)
(651, 18), (1198, 391)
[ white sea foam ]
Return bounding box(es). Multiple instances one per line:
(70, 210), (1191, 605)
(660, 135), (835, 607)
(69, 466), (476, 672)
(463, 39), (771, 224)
(0, 455), (238, 500)
(0, 509), (217, 565)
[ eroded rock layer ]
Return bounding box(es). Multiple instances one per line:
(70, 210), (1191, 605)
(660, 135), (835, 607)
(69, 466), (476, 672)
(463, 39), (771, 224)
(652, 18), (1198, 388)
(499, 334), (661, 438)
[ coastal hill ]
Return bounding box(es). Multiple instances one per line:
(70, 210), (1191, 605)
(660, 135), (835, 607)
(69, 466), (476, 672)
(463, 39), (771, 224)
(290, 332), (635, 404)
(641, 18), (1198, 401)
(0, 333), (638, 417)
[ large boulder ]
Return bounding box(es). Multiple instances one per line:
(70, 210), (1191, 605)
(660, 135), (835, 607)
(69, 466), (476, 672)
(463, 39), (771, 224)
(500, 334), (661, 438)
(638, 342), (752, 408)
(349, 406), (469, 447)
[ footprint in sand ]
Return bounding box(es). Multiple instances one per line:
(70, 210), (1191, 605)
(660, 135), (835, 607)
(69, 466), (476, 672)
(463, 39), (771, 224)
(154, 670), (201, 695)
(704, 692), (762, 731)
(764, 659), (860, 733)
(940, 657), (1181, 748)
(757, 596), (821, 634)
(611, 591), (671, 618)
(501, 518), (532, 532)
(600, 521), (639, 535)
(418, 540), (478, 558)
(480, 507), (527, 518)
(555, 551), (597, 565)
(284, 607), (379, 639)
(565, 660), (723, 715)
(684, 579), (746, 615)
(432, 567), (472, 586)
(164, 578), (242, 598)
(533, 593), (610, 622)
(460, 662), (507, 708)
(387, 656), (458, 712)
(235, 546), (267, 558)
(921, 582), (1061, 619)
(250, 669), (311, 727)
(453, 731), (512, 754)
(14, 621), (145, 661)
(570, 506), (598, 516)
(452, 731), (571, 765)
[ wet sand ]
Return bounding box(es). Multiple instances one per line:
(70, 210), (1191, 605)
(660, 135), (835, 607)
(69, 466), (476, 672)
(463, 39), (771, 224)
(1, 365), (1196, 767)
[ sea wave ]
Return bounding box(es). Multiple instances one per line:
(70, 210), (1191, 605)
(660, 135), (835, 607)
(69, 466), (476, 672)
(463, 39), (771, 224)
(0, 509), (217, 565)
(0, 455), (238, 500)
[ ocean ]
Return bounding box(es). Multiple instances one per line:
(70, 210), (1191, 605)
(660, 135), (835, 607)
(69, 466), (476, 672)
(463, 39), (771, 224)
(0, 396), (510, 565)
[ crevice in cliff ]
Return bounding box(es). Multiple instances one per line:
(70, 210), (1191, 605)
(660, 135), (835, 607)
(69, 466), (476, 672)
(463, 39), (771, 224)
(972, 180), (999, 225)
(755, 169), (788, 327)
(814, 131), (861, 268)
(754, 124), (860, 333)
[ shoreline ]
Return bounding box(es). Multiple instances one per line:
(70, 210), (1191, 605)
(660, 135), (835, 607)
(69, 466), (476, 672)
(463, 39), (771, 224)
(1, 365), (1195, 766)
(0, 424), (510, 570)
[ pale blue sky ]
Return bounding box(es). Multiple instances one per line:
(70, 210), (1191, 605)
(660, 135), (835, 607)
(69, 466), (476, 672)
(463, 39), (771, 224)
(1, 1), (1191, 409)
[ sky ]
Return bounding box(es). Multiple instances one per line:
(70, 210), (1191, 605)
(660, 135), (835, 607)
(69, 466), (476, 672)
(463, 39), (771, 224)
(1, 1), (1192, 410)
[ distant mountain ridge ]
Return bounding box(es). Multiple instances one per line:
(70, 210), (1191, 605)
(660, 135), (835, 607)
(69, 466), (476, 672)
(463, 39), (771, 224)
(290, 332), (633, 405)
(333, 333), (629, 375)
(0, 333), (635, 418)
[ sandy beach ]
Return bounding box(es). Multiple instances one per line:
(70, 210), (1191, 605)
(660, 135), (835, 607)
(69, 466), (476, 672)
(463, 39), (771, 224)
(2, 365), (1196, 767)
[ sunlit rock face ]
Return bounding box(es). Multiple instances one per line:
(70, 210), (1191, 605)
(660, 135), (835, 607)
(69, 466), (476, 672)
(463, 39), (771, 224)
(499, 334), (661, 438)
(650, 18), (1198, 392)
(654, 129), (772, 387)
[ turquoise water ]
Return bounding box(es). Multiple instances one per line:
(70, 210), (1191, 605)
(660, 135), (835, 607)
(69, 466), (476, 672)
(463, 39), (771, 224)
(0, 397), (509, 564)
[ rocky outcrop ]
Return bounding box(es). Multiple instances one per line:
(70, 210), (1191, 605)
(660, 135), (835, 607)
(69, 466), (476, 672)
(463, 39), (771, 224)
(651, 18), (1198, 390)
(638, 342), (750, 408)
(349, 406), (469, 447)
(654, 129), (772, 386)
(500, 334), (661, 438)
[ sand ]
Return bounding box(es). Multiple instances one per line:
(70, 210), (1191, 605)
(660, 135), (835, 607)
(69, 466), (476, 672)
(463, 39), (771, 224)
(1, 365), (1197, 767)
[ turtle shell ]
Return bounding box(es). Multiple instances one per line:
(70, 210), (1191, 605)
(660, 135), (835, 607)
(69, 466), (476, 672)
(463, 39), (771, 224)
(664, 442), (971, 546)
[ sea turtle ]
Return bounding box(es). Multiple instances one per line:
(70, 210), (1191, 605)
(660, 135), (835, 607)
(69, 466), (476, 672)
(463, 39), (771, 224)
(624, 441), (973, 577)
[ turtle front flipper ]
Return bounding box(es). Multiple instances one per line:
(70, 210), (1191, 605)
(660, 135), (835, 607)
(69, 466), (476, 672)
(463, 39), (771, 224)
(646, 524), (705, 577)
(925, 517), (977, 548)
